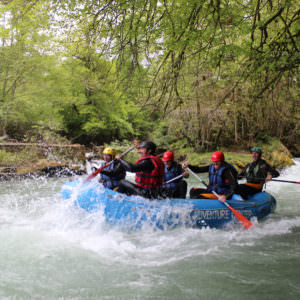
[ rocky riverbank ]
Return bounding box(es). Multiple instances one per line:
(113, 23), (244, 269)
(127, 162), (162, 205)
(0, 142), (90, 181)
(0, 139), (297, 181)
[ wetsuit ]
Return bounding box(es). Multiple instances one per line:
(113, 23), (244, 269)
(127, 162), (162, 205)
(235, 158), (279, 199)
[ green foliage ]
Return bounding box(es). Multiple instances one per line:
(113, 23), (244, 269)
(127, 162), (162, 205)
(252, 136), (294, 166)
(105, 140), (140, 163)
(0, 149), (39, 167)
(25, 125), (70, 145)
(0, 0), (298, 159)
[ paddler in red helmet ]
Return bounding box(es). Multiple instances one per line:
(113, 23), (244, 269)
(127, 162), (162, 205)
(162, 151), (189, 198)
(182, 151), (238, 201)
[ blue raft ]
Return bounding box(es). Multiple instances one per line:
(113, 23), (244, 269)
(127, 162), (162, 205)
(61, 180), (276, 230)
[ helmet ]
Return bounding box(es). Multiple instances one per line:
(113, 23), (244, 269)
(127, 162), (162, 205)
(211, 151), (225, 162)
(251, 147), (262, 155)
(139, 141), (156, 153)
(103, 147), (116, 157)
(162, 151), (174, 161)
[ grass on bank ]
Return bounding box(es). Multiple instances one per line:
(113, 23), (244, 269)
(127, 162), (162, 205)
(0, 149), (39, 168)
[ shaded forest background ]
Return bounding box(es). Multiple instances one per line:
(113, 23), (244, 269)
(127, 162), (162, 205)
(0, 0), (299, 155)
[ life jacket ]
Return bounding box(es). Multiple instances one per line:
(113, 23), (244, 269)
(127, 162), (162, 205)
(135, 155), (165, 189)
(207, 162), (238, 195)
(163, 163), (182, 190)
(100, 161), (125, 189)
(245, 159), (268, 189)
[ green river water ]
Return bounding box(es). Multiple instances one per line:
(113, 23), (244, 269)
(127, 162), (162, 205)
(0, 159), (300, 300)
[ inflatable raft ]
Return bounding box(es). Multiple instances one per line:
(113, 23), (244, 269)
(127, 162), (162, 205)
(61, 180), (276, 230)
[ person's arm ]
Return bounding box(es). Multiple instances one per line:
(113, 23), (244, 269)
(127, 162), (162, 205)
(264, 163), (280, 180)
(101, 163), (125, 177)
(182, 170), (189, 178)
(238, 169), (246, 179)
(183, 164), (210, 173)
(170, 164), (188, 182)
(237, 164), (249, 179)
(177, 163), (189, 178)
(118, 158), (154, 173)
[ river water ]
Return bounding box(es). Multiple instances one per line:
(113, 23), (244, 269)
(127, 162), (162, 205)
(0, 160), (300, 299)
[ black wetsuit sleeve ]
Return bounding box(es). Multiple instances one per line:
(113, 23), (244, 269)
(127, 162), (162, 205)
(101, 163), (125, 177)
(265, 163), (280, 178)
(174, 163), (185, 181)
(118, 158), (155, 173)
(223, 168), (238, 199)
(238, 164), (249, 179)
(188, 165), (210, 173)
(175, 163), (184, 174)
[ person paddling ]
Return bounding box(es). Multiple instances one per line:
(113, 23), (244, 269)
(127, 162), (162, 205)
(235, 147), (279, 199)
(115, 141), (165, 199)
(162, 151), (189, 198)
(99, 147), (126, 190)
(182, 151), (238, 202)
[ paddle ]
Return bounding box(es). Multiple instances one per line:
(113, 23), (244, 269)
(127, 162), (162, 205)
(270, 179), (300, 184)
(84, 141), (139, 183)
(164, 174), (184, 185)
(186, 167), (253, 229)
(241, 177), (300, 185)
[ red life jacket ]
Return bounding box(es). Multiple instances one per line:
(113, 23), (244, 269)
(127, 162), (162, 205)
(135, 155), (165, 189)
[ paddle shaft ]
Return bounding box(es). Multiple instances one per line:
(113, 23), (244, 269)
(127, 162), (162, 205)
(266, 178), (298, 184)
(240, 176), (300, 185)
(187, 167), (219, 199)
(164, 174), (184, 185)
(186, 167), (208, 188)
(186, 167), (253, 229)
(271, 179), (300, 184)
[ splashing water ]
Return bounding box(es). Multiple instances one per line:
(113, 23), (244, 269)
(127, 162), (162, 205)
(0, 160), (300, 299)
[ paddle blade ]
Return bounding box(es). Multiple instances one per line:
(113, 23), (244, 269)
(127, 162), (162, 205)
(84, 163), (109, 183)
(228, 205), (253, 229)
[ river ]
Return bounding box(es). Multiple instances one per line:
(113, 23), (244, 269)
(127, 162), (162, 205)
(0, 159), (300, 299)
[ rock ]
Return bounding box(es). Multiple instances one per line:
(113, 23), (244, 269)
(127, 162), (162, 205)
(0, 161), (85, 181)
(17, 161), (86, 177)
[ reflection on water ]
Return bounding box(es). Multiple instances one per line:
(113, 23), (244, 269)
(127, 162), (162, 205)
(0, 160), (300, 299)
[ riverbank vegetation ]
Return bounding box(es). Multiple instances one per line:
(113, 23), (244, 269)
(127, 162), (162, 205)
(0, 0), (299, 172)
(0, 137), (294, 179)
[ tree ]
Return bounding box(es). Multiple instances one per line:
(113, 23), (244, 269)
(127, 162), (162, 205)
(0, 0), (57, 139)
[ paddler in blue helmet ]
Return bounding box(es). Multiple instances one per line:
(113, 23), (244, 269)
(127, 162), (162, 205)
(235, 147), (279, 199)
